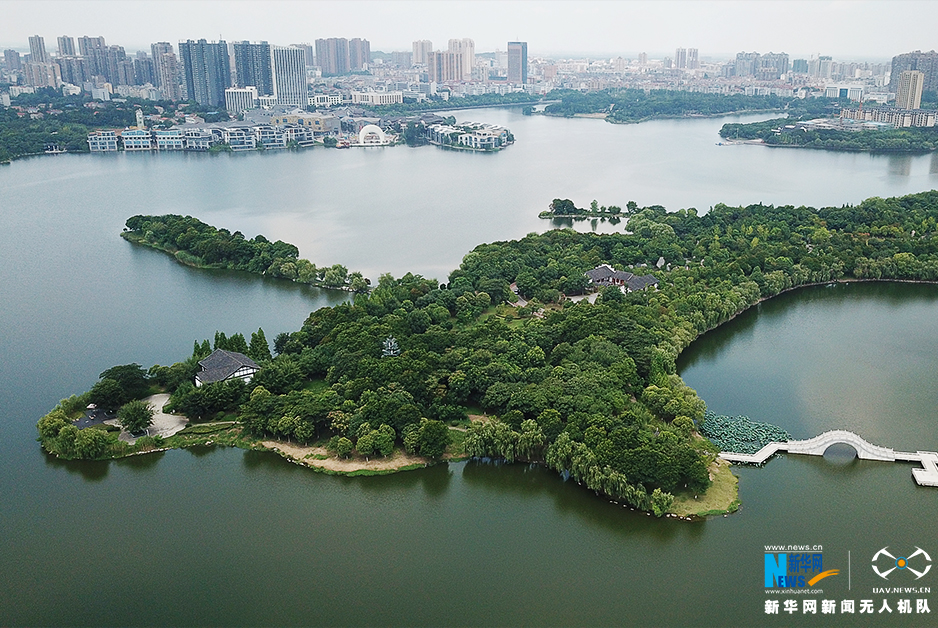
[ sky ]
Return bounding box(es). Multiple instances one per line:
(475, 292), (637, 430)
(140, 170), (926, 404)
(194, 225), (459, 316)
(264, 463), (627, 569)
(1, 0), (936, 62)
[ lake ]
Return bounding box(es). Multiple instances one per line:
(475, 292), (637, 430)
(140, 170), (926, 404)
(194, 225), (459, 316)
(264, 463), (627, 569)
(1, 107), (937, 626)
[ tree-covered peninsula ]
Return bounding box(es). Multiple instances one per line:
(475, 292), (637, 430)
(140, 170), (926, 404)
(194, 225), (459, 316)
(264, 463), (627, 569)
(542, 89), (845, 124)
(39, 190), (938, 516)
(721, 116), (938, 152)
(122, 214), (369, 291)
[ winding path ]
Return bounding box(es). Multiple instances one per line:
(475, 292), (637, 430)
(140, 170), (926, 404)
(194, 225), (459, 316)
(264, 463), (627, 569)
(718, 430), (938, 487)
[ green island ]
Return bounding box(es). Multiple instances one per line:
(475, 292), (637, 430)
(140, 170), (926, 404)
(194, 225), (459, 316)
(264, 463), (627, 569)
(720, 116), (938, 152)
(540, 88), (845, 124)
(38, 190), (938, 518)
(539, 197), (626, 220)
(121, 214), (369, 291)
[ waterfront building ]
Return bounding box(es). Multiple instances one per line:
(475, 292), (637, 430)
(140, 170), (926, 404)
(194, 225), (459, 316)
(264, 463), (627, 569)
(840, 105), (936, 128)
(155, 129), (185, 150)
(896, 70), (924, 110)
(224, 127), (257, 150)
(87, 130), (118, 152)
(425, 121), (511, 150)
(889, 50), (938, 94)
(178, 39), (231, 107)
(507, 41), (527, 84)
(269, 110), (340, 135)
(233, 41), (273, 95)
(412, 40), (432, 65)
(225, 86), (259, 113)
(29, 35), (50, 64)
(272, 46), (306, 107)
(121, 128), (152, 150)
(184, 128), (219, 151)
(56, 36), (76, 58)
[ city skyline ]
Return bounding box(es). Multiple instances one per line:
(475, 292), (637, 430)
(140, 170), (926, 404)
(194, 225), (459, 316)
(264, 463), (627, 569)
(1, 0), (936, 61)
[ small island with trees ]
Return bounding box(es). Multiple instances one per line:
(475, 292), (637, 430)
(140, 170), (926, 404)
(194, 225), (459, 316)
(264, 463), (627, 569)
(38, 189), (938, 518)
(719, 116), (938, 153)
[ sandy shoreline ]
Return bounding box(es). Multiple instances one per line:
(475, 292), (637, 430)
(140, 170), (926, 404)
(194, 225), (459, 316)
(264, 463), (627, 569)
(261, 440), (438, 473)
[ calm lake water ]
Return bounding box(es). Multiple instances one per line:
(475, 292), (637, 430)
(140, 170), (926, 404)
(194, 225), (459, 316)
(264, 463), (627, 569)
(1, 108), (937, 626)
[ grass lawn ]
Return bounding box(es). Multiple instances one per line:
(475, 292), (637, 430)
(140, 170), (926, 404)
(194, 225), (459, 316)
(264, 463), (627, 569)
(668, 458), (740, 517)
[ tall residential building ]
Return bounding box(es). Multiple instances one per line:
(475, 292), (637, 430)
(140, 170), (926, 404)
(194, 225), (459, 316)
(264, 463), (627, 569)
(688, 48), (699, 70)
(155, 50), (181, 100)
(4, 49), (22, 72)
(507, 41), (527, 84)
(735, 51), (759, 77)
(756, 52), (789, 80)
(427, 50), (461, 83)
(889, 50), (938, 94)
(272, 46), (306, 106)
(637, 52), (647, 66)
(233, 41), (273, 95)
(896, 70), (925, 110)
(291, 43), (315, 67)
(179, 39), (231, 106)
(133, 53), (155, 86)
(448, 38), (474, 80)
(674, 48), (687, 70)
(77, 35), (106, 56)
(57, 36), (76, 57)
(57, 56), (88, 84)
(349, 38), (371, 71)
(150, 42), (173, 86)
(792, 59), (809, 74)
(315, 38), (349, 75)
(28, 36), (49, 64)
(412, 40), (432, 65)
(24, 61), (61, 88)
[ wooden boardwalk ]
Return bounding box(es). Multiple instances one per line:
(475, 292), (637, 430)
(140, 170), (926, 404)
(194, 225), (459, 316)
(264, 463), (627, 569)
(718, 429), (938, 487)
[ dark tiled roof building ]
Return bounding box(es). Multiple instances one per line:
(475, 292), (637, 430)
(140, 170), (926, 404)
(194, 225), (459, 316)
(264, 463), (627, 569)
(585, 264), (659, 292)
(195, 349), (260, 387)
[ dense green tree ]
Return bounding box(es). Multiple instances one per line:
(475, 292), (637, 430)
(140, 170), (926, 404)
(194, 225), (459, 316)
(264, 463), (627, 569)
(249, 328), (272, 362)
(118, 399), (154, 433)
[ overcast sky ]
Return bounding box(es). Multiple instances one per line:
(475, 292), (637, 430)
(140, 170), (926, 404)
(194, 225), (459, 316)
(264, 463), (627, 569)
(1, 0), (935, 62)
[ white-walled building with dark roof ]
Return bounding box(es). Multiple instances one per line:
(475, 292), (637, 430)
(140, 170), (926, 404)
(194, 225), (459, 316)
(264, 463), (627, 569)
(195, 349), (260, 387)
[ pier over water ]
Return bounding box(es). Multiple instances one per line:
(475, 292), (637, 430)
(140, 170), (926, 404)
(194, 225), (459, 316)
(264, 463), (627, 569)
(719, 430), (938, 487)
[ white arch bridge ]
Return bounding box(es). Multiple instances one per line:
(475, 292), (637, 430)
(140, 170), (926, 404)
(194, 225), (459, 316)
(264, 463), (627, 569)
(719, 430), (938, 487)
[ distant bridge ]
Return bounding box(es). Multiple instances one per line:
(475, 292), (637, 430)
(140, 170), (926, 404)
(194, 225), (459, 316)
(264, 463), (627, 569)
(718, 430), (938, 487)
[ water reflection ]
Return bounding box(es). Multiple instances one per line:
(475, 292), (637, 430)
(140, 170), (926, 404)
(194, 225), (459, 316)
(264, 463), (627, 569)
(931, 151), (938, 175)
(460, 459), (693, 542)
(887, 153), (912, 176)
(113, 450), (165, 472)
(43, 451), (109, 482)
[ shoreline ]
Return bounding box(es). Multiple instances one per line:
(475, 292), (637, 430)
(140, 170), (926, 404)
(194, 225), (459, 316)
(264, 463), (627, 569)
(541, 107), (785, 125)
(121, 231), (360, 293)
